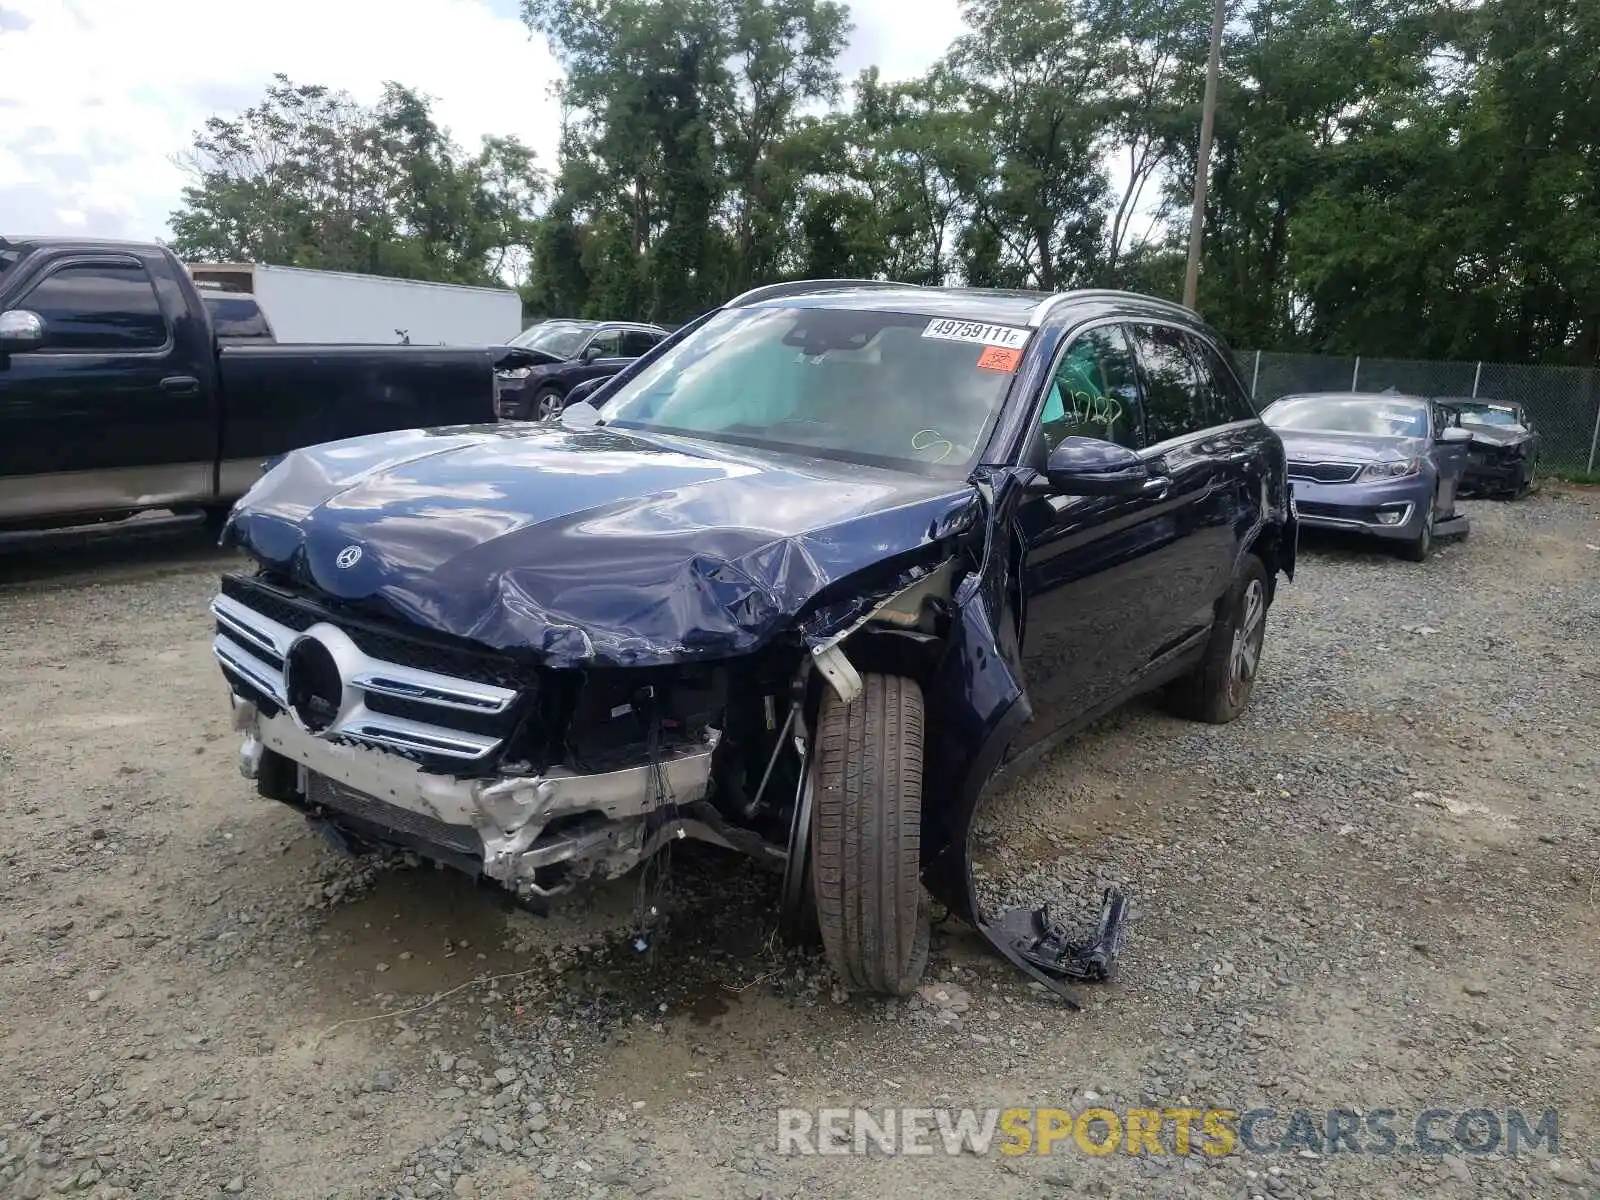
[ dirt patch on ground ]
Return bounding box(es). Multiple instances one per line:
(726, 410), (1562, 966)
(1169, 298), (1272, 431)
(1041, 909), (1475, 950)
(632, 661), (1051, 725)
(1, 491), (1597, 1199)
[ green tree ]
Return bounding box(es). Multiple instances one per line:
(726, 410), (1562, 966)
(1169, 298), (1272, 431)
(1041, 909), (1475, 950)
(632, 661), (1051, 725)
(169, 75), (545, 286)
(522, 0), (849, 319)
(1166, 0), (1443, 348)
(944, 0), (1114, 290)
(169, 0), (1600, 369)
(1086, 0), (1213, 278)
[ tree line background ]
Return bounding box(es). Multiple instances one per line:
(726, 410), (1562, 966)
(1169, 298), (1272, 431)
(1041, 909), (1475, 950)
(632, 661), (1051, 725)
(167, 0), (1600, 369)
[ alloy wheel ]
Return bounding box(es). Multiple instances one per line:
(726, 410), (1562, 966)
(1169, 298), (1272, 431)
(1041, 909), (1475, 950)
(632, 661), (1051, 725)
(1228, 578), (1266, 707)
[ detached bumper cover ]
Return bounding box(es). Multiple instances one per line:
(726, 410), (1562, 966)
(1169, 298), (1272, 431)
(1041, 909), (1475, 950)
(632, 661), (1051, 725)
(992, 890), (1130, 991)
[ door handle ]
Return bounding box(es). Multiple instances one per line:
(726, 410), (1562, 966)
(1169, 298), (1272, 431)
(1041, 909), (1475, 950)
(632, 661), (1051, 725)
(161, 375), (200, 395)
(1141, 475), (1171, 497)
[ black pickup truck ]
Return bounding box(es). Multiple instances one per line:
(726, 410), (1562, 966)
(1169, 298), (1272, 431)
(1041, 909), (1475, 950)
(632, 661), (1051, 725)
(0, 236), (508, 540)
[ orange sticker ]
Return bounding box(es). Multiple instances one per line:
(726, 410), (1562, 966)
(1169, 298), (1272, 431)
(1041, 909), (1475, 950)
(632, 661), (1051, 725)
(977, 345), (1022, 373)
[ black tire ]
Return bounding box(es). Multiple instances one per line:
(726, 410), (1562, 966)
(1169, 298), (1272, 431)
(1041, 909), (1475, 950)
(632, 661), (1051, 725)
(200, 504), (232, 539)
(534, 387), (565, 420)
(809, 672), (930, 996)
(1165, 555), (1271, 725)
(1400, 492), (1435, 562)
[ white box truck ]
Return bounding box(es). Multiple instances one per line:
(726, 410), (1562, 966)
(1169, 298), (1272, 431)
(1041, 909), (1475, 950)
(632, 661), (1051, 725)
(185, 262), (523, 346)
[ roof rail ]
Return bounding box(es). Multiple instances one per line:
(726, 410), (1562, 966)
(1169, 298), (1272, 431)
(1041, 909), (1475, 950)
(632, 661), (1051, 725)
(724, 278), (923, 308)
(1026, 288), (1197, 327)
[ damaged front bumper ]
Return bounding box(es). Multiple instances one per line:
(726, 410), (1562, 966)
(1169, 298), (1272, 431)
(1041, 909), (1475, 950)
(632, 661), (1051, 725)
(233, 699), (778, 899)
(1461, 447), (1529, 493)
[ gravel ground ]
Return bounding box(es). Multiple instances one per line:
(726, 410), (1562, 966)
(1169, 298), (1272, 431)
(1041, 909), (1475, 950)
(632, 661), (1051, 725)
(1, 489), (1597, 1200)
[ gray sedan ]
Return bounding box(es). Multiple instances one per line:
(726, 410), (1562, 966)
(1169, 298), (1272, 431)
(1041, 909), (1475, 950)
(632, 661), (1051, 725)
(1260, 392), (1472, 562)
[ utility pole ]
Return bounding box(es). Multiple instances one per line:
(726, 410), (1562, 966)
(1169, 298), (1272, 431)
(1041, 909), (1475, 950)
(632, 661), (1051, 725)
(1182, 0), (1228, 310)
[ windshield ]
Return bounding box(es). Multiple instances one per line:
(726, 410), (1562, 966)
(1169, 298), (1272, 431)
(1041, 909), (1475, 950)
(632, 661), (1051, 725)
(1453, 403), (1523, 428)
(510, 321), (592, 357)
(1264, 396), (1429, 438)
(597, 305), (1027, 473)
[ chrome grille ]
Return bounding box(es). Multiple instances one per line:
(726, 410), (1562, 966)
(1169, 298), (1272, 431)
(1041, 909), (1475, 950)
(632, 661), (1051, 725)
(1286, 460), (1363, 484)
(211, 591), (520, 764)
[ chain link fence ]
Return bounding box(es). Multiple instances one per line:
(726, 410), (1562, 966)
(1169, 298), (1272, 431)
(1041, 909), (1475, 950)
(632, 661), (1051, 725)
(1242, 350), (1600, 473)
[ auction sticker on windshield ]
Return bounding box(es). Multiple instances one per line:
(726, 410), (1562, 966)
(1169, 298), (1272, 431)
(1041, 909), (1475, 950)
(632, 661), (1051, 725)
(976, 346), (1023, 372)
(922, 318), (1031, 350)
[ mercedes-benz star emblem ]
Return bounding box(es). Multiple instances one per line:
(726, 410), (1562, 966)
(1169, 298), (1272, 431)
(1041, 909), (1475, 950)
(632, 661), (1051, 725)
(335, 544), (363, 569)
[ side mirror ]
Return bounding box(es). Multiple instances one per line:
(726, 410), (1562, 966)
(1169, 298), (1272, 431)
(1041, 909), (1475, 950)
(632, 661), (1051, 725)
(0, 309), (45, 354)
(581, 343), (606, 363)
(1043, 437), (1153, 497)
(1439, 426), (1473, 444)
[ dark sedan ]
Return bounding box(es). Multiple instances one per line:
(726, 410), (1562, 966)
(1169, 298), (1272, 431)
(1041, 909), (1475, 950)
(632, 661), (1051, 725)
(1435, 398), (1540, 498)
(496, 319), (669, 419)
(1262, 391), (1472, 561)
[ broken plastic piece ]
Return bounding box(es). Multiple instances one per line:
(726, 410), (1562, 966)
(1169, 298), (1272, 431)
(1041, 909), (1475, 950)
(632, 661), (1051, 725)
(993, 887), (1129, 993)
(812, 642), (864, 705)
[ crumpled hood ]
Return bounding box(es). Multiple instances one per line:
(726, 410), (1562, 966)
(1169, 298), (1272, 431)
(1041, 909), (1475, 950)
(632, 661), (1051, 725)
(1274, 430), (1428, 463)
(224, 423), (979, 667)
(1460, 423), (1530, 447)
(492, 346), (564, 371)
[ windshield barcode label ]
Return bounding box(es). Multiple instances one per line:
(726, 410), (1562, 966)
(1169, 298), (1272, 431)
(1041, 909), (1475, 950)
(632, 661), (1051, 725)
(921, 319), (1031, 350)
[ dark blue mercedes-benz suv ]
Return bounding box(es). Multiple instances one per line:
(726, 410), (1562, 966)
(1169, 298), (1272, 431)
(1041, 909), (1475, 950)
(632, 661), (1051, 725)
(209, 280), (1296, 1000)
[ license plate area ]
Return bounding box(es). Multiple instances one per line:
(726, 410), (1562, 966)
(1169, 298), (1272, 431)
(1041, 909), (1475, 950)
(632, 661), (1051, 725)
(305, 771), (484, 858)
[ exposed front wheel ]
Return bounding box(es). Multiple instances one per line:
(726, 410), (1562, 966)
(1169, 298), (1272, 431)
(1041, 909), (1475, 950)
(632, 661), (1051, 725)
(534, 387), (565, 420)
(809, 672), (930, 996)
(1165, 555), (1271, 725)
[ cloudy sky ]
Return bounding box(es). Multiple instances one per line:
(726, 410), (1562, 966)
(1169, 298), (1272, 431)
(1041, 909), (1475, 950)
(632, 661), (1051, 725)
(0, 0), (967, 243)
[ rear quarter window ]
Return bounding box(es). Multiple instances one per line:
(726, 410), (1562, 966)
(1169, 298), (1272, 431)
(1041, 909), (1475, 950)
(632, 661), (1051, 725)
(1189, 334), (1258, 424)
(204, 294), (274, 341)
(620, 329), (659, 357)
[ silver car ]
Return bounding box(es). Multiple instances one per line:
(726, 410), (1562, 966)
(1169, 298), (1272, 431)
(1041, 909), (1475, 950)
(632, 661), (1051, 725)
(1260, 391), (1472, 562)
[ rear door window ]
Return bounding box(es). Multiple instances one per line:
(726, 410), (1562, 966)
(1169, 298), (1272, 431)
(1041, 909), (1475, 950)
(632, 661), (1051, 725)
(619, 329), (659, 357)
(17, 259), (169, 351)
(1127, 323), (1206, 444)
(1188, 334), (1258, 424)
(1040, 325), (1144, 450)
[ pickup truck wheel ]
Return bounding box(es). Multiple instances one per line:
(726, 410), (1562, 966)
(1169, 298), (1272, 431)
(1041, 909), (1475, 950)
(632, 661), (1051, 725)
(809, 672), (930, 996)
(1165, 555), (1271, 726)
(200, 504), (231, 538)
(534, 387), (565, 420)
